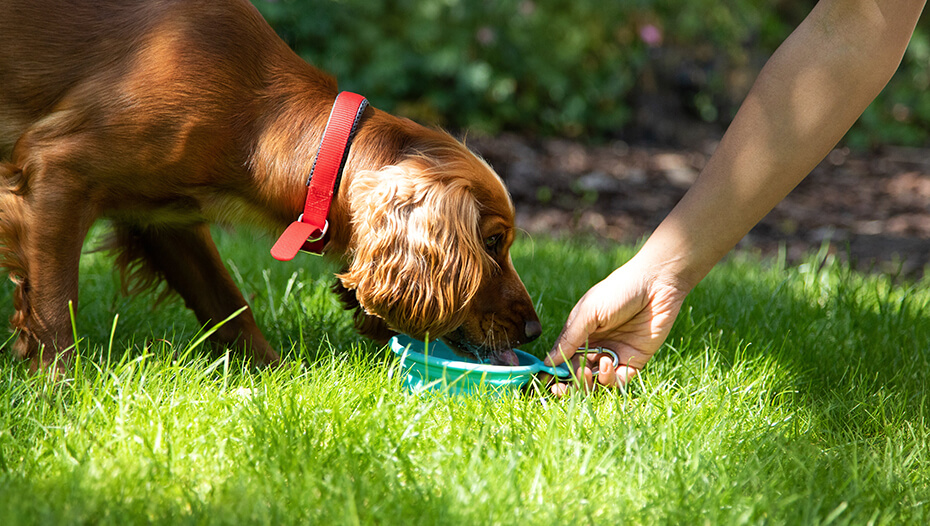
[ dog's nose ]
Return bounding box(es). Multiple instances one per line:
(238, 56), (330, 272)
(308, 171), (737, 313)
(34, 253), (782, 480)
(524, 320), (542, 343)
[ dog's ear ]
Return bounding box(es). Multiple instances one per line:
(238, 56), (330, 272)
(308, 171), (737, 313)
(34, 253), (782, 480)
(337, 160), (487, 339)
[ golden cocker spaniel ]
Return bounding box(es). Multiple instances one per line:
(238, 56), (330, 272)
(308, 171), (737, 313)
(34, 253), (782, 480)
(0, 0), (541, 373)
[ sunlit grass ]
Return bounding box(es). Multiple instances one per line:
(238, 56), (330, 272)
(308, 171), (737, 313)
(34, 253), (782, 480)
(1, 226), (929, 524)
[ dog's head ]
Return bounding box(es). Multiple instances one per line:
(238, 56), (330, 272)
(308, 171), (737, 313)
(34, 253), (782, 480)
(338, 131), (540, 365)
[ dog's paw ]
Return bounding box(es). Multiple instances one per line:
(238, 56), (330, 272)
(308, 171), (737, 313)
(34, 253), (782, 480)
(248, 344), (281, 368)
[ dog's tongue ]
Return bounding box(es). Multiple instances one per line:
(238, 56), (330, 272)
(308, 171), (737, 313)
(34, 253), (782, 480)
(488, 348), (520, 367)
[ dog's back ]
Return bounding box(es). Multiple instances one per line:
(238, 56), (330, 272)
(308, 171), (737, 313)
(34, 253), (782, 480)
(0, 0), (128, 152)
(0, 0), (331, 160)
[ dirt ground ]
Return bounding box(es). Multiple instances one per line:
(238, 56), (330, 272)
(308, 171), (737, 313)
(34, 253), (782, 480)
(469, 134), (930, 278)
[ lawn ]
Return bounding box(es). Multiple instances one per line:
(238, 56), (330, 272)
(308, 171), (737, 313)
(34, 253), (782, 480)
(1, 226), (929, 525)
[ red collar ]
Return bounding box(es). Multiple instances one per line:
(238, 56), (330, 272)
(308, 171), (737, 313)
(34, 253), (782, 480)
(271, 91), (368, 260)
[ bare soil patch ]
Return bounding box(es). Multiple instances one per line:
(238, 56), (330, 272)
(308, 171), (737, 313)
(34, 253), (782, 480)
(470, 134), (930, 278)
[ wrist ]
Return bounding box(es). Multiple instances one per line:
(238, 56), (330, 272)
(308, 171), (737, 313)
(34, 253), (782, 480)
(630, 228), (714, 295)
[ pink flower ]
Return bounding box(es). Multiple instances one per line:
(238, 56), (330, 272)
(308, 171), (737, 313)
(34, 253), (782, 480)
(477, 26), (496, 46)
(639, 24), (662, 47)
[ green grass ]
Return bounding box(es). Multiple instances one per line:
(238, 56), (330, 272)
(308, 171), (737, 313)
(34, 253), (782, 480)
(1, 226), (929, 524)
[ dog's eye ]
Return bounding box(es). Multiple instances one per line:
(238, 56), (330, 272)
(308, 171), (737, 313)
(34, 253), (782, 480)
(484, 234), (503, 253)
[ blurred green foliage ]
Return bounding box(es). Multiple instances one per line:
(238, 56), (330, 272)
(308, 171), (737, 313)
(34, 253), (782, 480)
(253, 0), (929, 147)
(850, 27), (930, 149)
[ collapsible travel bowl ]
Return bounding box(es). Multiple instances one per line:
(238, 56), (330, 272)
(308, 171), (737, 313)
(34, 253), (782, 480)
(389, 334), (619, 396)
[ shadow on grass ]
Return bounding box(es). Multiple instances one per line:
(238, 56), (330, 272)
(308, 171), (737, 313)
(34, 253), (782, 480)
(0, 283), (385, 383)
(664, 247), (930, 441)
(1, 230), (927, 432)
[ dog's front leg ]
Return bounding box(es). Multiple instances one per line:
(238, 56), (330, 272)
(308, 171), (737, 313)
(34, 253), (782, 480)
(9, 179), (97, 374)
(111, 223), (280, 367)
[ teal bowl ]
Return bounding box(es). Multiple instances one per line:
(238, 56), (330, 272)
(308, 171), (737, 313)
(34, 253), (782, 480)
(389, 335), (577, 396)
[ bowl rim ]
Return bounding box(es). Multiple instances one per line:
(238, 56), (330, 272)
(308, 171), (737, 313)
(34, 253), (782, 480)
(390, 335), (546, 377)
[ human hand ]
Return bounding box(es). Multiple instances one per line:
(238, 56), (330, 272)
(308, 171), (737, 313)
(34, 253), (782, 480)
(544, 255), (689, 394)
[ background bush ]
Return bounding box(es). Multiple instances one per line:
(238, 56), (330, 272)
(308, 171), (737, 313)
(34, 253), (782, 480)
(253, 0), (929, 148)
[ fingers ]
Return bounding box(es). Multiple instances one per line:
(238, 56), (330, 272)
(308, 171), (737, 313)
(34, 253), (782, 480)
(549, 382), (571, 397)
(615, 365), (639, 385)
(546, 354), (594, 395)
(591, 353), (639, 388)
(577, 360), (594, 392)
(597, 354), (617, 386)
(546, 353), (640, 397)
(597, 363), (639, 387)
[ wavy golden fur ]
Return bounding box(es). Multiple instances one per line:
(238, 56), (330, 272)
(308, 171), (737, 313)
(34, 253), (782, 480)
(342, 153), (490, 338)
(0, 0), (540, 372)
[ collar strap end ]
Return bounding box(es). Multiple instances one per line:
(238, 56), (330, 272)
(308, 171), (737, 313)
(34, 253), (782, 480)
(271, 91), (368, 259)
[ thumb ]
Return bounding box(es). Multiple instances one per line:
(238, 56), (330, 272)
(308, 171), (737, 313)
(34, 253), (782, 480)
(545, 305), (592, 367)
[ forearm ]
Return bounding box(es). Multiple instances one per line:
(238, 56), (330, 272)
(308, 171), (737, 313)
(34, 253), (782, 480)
(638, 0), (925, 290)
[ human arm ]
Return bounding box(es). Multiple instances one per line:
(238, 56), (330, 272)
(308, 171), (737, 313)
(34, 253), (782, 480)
(547, 0), (927, 390)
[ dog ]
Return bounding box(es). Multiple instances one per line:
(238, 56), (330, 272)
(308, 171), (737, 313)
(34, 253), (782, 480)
(0, 0), (541, 372)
